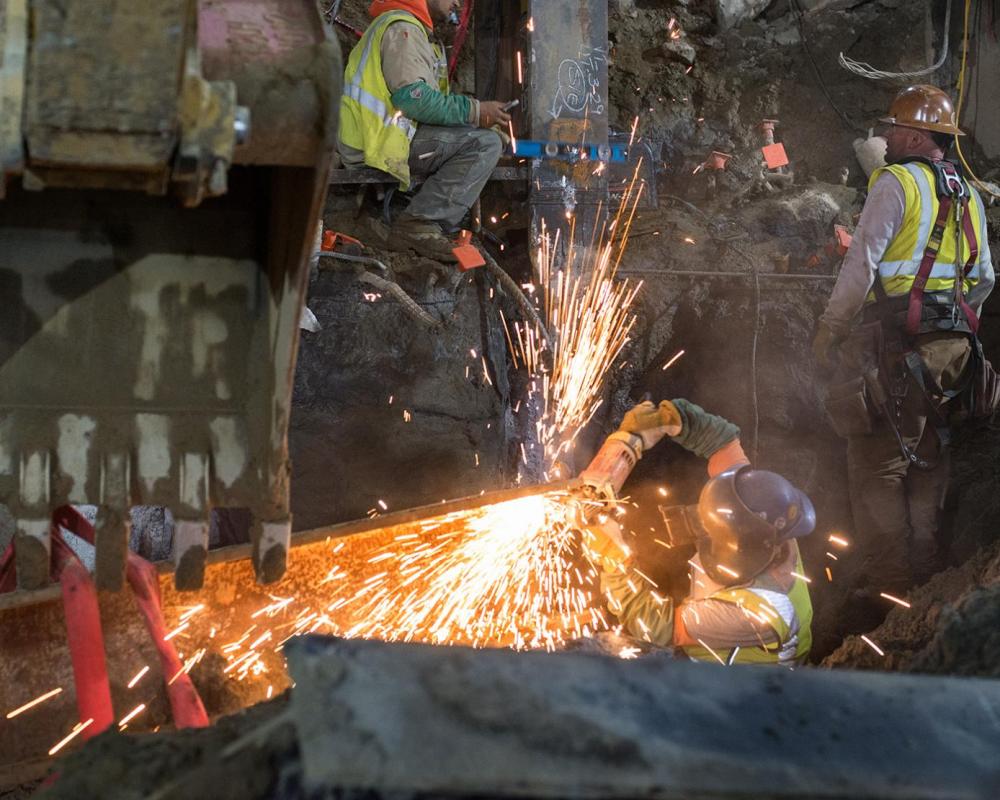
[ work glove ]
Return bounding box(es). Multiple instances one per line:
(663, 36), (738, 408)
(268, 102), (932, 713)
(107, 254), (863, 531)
(670, 398), (741, 460)
(581, 516), (630, 565)
(618, 400), (683, 452)
(812, 322), (843, 371)
(478, 100), (512, 128)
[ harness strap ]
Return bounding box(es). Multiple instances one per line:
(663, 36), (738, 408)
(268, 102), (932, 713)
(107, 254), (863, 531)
(905, 197), (953, 336)
(958, 206), (981, 333)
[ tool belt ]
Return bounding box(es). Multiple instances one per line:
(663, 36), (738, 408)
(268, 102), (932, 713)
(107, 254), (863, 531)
(861, 293), (973, 335)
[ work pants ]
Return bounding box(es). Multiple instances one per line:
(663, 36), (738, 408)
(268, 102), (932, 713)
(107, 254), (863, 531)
(846, 332), (971, 593)
(405, 125), (502, 231)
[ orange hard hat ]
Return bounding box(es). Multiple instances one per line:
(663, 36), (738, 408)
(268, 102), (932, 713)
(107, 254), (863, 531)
(880, 84), (964, 136)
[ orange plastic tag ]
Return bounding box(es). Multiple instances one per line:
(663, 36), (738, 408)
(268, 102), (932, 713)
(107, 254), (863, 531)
(453, 244), (486, 271)
(762, 142), (789, 169)
(322, 230), (363, 252)
(834, 224), (853, 255)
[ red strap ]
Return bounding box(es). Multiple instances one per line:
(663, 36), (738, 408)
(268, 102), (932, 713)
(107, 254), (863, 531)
(961, 201), (980, 273)
(906, 197), (952, 336)
(56, 506), (209, 729)
(0, 540), (15, 593)
(126, 553), (209, 728)
(53, 535), (115, 739)
(957, 204), (981, 334)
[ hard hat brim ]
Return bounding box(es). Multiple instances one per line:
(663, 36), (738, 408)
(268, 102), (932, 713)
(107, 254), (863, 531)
(878, 115), (966, 136)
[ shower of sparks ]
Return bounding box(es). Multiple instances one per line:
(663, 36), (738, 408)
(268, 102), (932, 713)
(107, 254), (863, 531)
(504, 163), (645, 471)
(182, 490), (627, 681)
(333, 493), (610, 648)
(163, 149), (650, 696)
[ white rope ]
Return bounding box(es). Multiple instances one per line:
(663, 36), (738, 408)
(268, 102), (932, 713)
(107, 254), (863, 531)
(838, 0), (951, 81)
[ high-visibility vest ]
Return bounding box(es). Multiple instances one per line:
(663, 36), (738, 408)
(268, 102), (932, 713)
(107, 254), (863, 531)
(682, 551), (813, 666)
(339, 10), (449, 190)
(866, 161), (987, 302)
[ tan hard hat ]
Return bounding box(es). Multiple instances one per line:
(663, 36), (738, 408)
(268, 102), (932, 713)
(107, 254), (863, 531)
(880, 84), (965, 136)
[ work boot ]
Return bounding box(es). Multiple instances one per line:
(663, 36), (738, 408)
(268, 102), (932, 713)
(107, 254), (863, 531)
(389, 213), (458, 263)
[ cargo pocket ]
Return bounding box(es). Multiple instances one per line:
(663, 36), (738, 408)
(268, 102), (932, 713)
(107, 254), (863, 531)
(824, 375), (873, 437)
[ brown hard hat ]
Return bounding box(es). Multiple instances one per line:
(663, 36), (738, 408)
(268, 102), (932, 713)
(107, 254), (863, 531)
(880, 84), (965, 136)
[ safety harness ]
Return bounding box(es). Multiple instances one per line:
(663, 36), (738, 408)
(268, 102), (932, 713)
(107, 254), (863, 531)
(872, 158), (980, 468)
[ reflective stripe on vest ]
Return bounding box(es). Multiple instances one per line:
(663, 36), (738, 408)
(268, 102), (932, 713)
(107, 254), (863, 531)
(340, 11), (431, 188)
(343, 81), (417, 140)
(681, 551), (812, 667)
(746, 587), (799, 664)
(866, 162), (987, 301)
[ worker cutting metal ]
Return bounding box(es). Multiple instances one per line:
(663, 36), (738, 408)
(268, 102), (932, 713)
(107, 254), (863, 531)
(338, 0), (511, 261)
(813, 85), (997, 599)
(580, 399), (815, 666)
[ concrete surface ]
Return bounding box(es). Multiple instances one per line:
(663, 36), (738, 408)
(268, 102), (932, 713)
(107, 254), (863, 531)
(287, 636), (1000, 799)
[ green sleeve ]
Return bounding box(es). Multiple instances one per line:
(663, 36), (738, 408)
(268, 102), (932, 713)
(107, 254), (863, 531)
(601, 564), (675, 646)
(390, 81), (473, 126)
(671, 398), (740, 459)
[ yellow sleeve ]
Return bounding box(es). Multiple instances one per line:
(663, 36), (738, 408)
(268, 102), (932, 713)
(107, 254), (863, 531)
(601, 564), (675, 646)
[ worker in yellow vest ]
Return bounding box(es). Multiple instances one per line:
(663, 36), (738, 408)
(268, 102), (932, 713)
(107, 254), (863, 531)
(582, 399), (815, 666)
(339, 0), (511, 261)
(813, 86), (995, 598)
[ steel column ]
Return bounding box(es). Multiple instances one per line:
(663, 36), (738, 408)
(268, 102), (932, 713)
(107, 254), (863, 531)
(525, 0), (609, 263)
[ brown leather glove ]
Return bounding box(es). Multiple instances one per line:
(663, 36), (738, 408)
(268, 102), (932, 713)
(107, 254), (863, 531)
(478, 100), (512, 128)
(618, 400), (683, 451)
(812, 322), (843, 371)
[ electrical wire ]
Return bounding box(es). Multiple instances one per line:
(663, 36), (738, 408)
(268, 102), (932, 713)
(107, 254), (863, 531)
(954, 0), (1000, 199)
(838, 0), (951, 80)
(788, 0), (863, 134)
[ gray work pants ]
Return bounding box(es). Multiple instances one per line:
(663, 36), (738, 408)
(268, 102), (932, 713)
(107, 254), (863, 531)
(405, 125), (502, 231)
(846, 331), (971, 593)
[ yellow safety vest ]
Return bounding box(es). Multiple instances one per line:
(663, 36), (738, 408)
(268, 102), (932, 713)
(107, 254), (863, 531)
(682, 552), (813, 666)
(866, 162), (987, 302)
(339, 11), (449, 190)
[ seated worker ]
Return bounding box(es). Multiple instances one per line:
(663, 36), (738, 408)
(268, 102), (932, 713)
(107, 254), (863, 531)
(339, 0), (511, 262)
(582, 399), (815, 666)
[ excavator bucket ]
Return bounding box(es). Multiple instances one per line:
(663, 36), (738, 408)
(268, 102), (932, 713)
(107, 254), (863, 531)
(0, 0), (340, 592)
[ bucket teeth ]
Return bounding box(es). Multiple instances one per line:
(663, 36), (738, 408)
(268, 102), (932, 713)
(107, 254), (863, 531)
(253, 517), (291, 585)
(173, 519), (210, 591)
(14, 517), (51, 591)
(94, 508), (131, 591)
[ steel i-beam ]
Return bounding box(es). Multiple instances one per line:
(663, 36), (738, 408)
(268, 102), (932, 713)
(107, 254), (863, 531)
(525, 0), (609, 264)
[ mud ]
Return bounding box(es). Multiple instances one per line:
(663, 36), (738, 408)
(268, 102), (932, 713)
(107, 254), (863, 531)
(35, 697), (295, 800)
(824, 540), (1000, 675)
